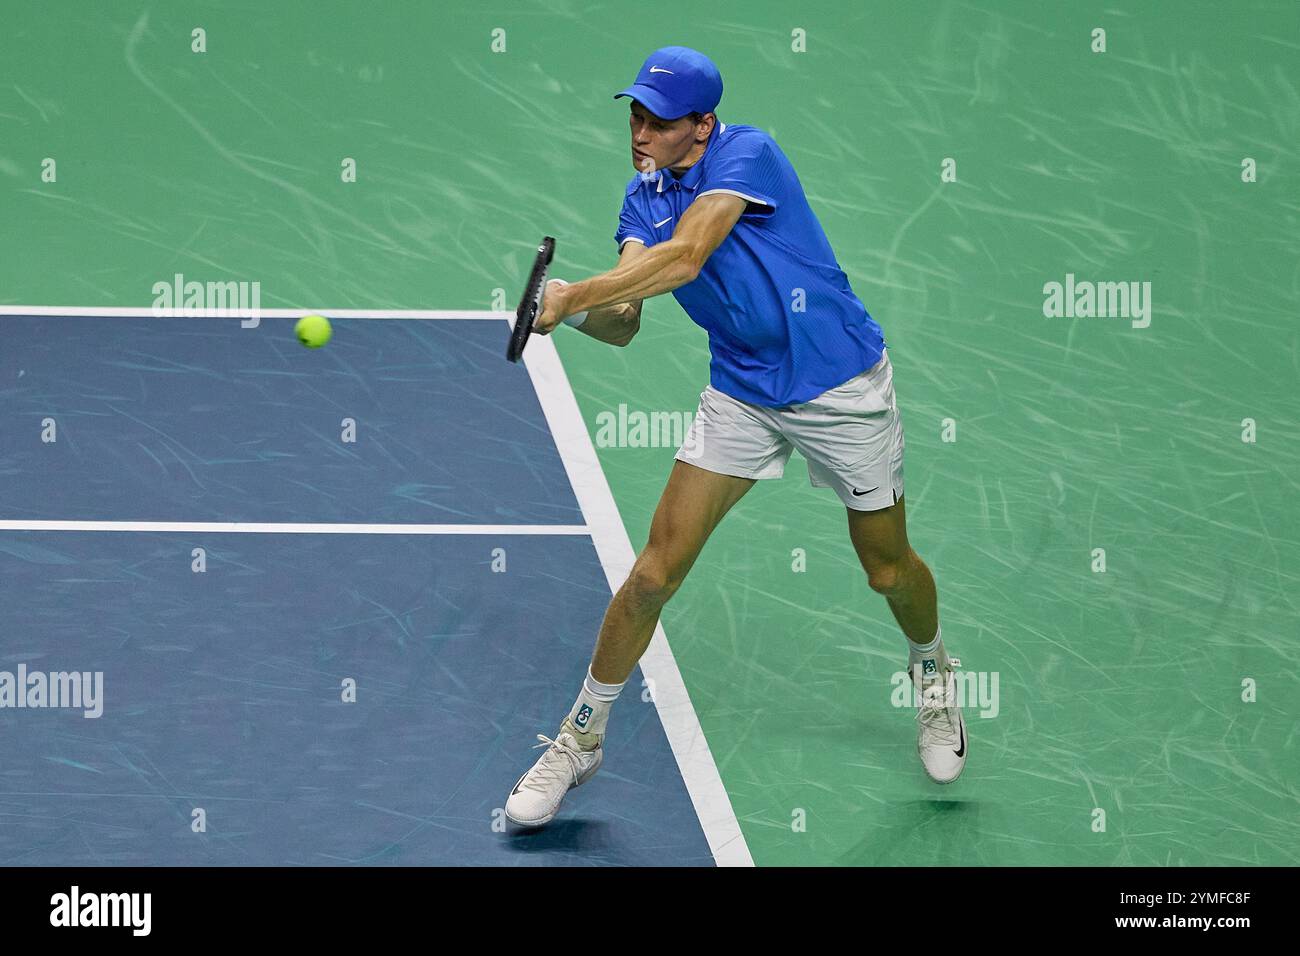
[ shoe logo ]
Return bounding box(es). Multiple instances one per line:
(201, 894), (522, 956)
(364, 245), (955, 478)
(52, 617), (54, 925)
(654, 216), (674, 227)
(851, 486), (879, 497)
(922, 658), (937, 676)
(511, 772), (527, 796)
(953, 721), (966, 758)
(574, 704), (592, 729)
(649, 66), (675, 74)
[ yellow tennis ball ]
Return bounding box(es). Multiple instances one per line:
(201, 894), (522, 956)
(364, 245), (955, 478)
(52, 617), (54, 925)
(295, 314), (332, 348)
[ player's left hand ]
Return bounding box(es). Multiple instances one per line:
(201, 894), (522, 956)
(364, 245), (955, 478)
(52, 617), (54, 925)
(532, 280), (571, 336)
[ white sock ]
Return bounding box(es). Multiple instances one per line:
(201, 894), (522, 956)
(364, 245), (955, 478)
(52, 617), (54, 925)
(907, 625), (949, 684)
(566, 668), (625, 744)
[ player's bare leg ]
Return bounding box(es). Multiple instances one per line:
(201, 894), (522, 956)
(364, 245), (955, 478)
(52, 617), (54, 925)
(506, 461), (752, 826)
(590, 460), (754, 684)
(846, 495), (937, 642)
(846, 495), (967, 784)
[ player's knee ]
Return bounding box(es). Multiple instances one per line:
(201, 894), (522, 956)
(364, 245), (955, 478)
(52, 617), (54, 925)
(866, 558), (907, 596)
(625, 554), (685, 609)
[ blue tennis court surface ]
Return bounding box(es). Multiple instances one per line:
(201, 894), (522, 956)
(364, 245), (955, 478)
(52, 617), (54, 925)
(0, 314), (715, 866)
(0, 315), (581, 524)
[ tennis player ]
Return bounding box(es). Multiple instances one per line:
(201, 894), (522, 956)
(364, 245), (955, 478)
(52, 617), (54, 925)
(505, 46), (966, 828)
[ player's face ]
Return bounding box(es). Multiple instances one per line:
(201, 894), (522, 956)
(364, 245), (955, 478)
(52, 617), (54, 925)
(629, 103), (701, 175)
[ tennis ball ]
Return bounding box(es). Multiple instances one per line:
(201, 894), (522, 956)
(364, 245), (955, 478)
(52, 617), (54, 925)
(295, 314), (332, 348)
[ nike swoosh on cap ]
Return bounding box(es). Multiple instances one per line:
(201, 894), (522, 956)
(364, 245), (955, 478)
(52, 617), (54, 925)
(649, 66), (674, 74)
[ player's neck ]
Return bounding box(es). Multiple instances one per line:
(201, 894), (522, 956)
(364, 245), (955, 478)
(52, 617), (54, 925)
(668, 141), (708, 177)
(667, 120), (716, 177)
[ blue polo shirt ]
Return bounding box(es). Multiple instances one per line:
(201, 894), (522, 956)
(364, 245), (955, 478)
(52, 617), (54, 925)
(614, 121), (885, 407)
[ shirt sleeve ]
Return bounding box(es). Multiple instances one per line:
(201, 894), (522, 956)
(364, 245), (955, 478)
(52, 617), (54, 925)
(614, 184), (656, 250)
(696, 131), (783, 213)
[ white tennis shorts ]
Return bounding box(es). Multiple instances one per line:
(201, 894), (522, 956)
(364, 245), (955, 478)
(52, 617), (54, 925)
(675, 349), (904, 512)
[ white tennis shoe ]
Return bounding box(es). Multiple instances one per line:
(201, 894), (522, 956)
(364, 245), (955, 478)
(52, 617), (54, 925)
(505, 718), (603, 827)
(915, 657), (968, 784)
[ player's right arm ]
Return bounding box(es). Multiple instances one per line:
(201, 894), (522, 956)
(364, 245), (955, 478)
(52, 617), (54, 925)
(566, 239), (646, 348)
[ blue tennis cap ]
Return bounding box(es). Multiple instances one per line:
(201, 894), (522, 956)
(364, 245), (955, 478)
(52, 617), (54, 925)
(614, 46), (723, 120)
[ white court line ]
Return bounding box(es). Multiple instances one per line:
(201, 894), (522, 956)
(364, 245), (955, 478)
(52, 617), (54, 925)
(524, 331), (754, 868)
(0, 306), (509, 320)
(0, 521), (589, 535)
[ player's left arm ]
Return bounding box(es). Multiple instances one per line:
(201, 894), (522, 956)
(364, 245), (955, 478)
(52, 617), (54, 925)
(534, 192), (747, 334)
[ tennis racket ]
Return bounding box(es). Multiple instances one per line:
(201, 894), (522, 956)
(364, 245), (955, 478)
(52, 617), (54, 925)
(505, 236), (556, 363)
